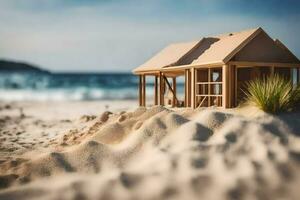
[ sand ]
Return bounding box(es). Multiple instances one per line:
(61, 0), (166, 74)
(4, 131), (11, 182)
(1, 101), (300, 200)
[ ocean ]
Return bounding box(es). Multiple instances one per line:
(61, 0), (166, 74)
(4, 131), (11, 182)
(0, 72), (184, 101)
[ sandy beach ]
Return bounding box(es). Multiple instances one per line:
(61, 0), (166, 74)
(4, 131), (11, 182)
(0, 101), (299, 200)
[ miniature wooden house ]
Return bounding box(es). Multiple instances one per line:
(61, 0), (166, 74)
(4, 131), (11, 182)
(133, 27), (300, 108)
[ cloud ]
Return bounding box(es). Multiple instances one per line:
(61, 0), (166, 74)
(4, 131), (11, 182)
(0, 0), (299, 72)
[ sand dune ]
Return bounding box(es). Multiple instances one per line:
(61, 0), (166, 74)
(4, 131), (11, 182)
(1, 103), (300, 200)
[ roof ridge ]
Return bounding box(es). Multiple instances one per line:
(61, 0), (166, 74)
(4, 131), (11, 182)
(218, 27), (261, 37)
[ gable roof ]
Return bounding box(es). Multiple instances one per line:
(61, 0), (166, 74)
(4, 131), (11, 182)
(133, 27), (300, 74)
(232, 30), (300, 63)
(191, 28), (261, 65)
(133, 40), (201, 73)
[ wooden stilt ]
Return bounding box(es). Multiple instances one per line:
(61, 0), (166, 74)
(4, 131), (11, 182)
(222, 65), (228, 108)
(142, 75), (146, 106)
(154, 75), (158, 105)
(228, 65), (232, 108)
(208, 68), (211, 107)
(184, 70), (187, 107)
(184, 69), (191, 107)
(234, 65), (238, 106)
(188, 70), (192, 107)
(172, 77), (177, 107)
(139, 75), (142, 106)
(142, 75), (146, 107)
(191, 68), (195, 109)
(231, 65), (236, 107)
(159, 72), (164, 106)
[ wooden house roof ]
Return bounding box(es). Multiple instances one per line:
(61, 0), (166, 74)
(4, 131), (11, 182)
(133, 27), (300, 74)
(191, 28), (260, 65)
(133, 40), (201, 73)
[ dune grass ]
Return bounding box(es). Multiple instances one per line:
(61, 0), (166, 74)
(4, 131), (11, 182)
(244, 74), (300, 113)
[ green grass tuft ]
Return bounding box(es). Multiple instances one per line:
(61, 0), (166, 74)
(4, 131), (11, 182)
(244, 74), (300, 113)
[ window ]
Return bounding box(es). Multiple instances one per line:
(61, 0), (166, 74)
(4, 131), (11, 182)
(195, 67), (223, 107)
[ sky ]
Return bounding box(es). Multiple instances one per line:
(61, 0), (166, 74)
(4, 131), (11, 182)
(0, 0), (299, 72)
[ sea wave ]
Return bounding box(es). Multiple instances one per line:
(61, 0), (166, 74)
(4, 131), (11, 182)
(0, 88), (141, 101)
(0, 72), (184, 101)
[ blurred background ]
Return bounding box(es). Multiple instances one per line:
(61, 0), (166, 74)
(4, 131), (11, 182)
(0, 0), (299, 102)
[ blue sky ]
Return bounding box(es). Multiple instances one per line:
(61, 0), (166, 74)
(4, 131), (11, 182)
(0, 0), (299, 72)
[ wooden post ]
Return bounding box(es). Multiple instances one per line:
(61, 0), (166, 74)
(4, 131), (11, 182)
(185, 69), (190, 107)
(208, 68), (211, 107)
(172, 77), (177, 107)
(191, 68), (195, 109)
(184, 70), (187, 107)
(231, 65), (236, 108)
(141, 75), (146, 107)
(159, 72), (164, 106)
(228, 65), (233, 108)
(235, 66), (238, 107)
(228, 65), (231, 108)
(139, 75), (142, 106)
(222, 65), (228, 108)
(271, 66), (275, 76)
(154, 75), (158, 105)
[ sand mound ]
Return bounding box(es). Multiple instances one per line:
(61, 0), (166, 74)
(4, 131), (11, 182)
(1, 106), (300, 200)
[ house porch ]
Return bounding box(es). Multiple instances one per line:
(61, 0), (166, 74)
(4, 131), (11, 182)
(137, 63), (300, 109)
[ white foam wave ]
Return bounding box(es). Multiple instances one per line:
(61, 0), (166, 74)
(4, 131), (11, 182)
(0, 88), (138, 101)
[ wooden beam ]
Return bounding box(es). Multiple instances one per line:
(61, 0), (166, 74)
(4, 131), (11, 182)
(154, 75), (158, 105)
(235, 66), (238, 107)
(185, 69), (191, 107)
(208, 68), (211, 107)
(184, 70), (187, 107)
(227, 66), (231, 108)
(172, 77), (177, 107)
(161, 62), (225, 72)
(134, 71), (160, 75)
(222, 65), (228, 108)
(229, 61), (300, 68)
(230, 65), (235, 107)
(188, 69), (191, 107)
(198, 96), (207, 108)
(139, 75), (142, 106)
(191, 68), (196, 109)
(163, 76), (179, 105)
(228, 65), (235, 108)
(159, 72), (164, 106)
(141, 75), (146, 107)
